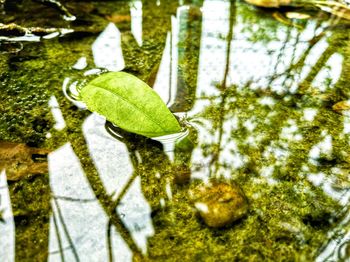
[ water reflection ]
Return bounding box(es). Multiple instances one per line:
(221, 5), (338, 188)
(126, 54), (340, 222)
(92, 23), (125, 72)
(48, 96), (66, 131)
(0, 170), (15, 262)
(1, 0), (350, 260)
(130, 0), (143, 47)
(48, 142), (132, 261)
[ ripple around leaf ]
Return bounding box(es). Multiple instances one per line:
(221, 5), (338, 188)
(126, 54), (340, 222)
(62, 78), (87, 109)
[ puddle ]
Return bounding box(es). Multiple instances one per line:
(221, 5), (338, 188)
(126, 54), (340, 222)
(1, 0), (350, 261)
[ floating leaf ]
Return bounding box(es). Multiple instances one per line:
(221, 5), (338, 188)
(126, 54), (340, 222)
(80, 72), (182, 138)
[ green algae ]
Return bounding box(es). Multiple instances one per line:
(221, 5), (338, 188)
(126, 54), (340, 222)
(8, 175), (51, 262)
(1, 0), (350, 261)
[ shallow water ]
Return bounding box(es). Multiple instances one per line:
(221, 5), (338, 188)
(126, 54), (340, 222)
(1, 0), (350, 261)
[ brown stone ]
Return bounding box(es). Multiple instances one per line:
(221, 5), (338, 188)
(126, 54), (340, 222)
(193, 181), (248, 228)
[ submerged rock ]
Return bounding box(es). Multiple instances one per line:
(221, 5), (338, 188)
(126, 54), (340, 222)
(332, 101), (350, 114)
(193, 181), (248, 228)
(173, 164), (191, 185)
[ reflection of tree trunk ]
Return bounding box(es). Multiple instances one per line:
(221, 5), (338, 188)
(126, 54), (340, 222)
(330, 35), (350, 97)
(50, 2), (192, 259)
(9, 175), (51, 262)
(298, 45), (334, 91)
(263, 19), (324, 94)
(119, 0), (203, 113)
(111, 130), (173, 210)
(211, 0), (236, 177)
(169, 2), (203, 112)
(69, 132), (144, 258)
(121, 0), (178, 82)
(106, 120), (198, 256)
(54, 92), (144, 259)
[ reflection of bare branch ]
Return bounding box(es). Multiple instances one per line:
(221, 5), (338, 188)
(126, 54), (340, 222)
(268, 24), (293, 87)
(267, 22), (325, 90)
(52, 195), (97, 203)
(55, 92), (143, 258)
(298, 45), (334, 90)
(52, 208), (66, 262)
(105, 123), (141, 210)
(70, 136), (143, 258)
(111, 171), (138, 211)
(221, 0), (235, 91)
(107, 220), (113, 262)
(211, 0), (236, 176)
(53, 197), (80, 262)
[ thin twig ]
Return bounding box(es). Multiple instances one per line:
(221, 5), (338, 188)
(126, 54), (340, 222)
(107, 220), (113, 262)
(53, 197), (80, 262)
(52, 209), (66, 262)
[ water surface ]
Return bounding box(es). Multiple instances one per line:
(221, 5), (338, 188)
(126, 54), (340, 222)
(1, 0), (350, 261)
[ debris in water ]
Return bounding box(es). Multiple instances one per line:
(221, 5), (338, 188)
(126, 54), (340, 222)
(332, 100), (350, 114)
(0, 141), (50, 181)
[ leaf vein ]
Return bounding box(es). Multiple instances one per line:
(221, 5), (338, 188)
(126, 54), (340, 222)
(89, 84), (168, 133)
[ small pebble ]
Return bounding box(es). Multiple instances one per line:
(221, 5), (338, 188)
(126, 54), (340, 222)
(193, 181), (248, 228)
(332, 101), (350, 114)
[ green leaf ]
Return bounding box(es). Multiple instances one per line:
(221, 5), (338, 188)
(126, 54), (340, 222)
(80, 72), (182, 138)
